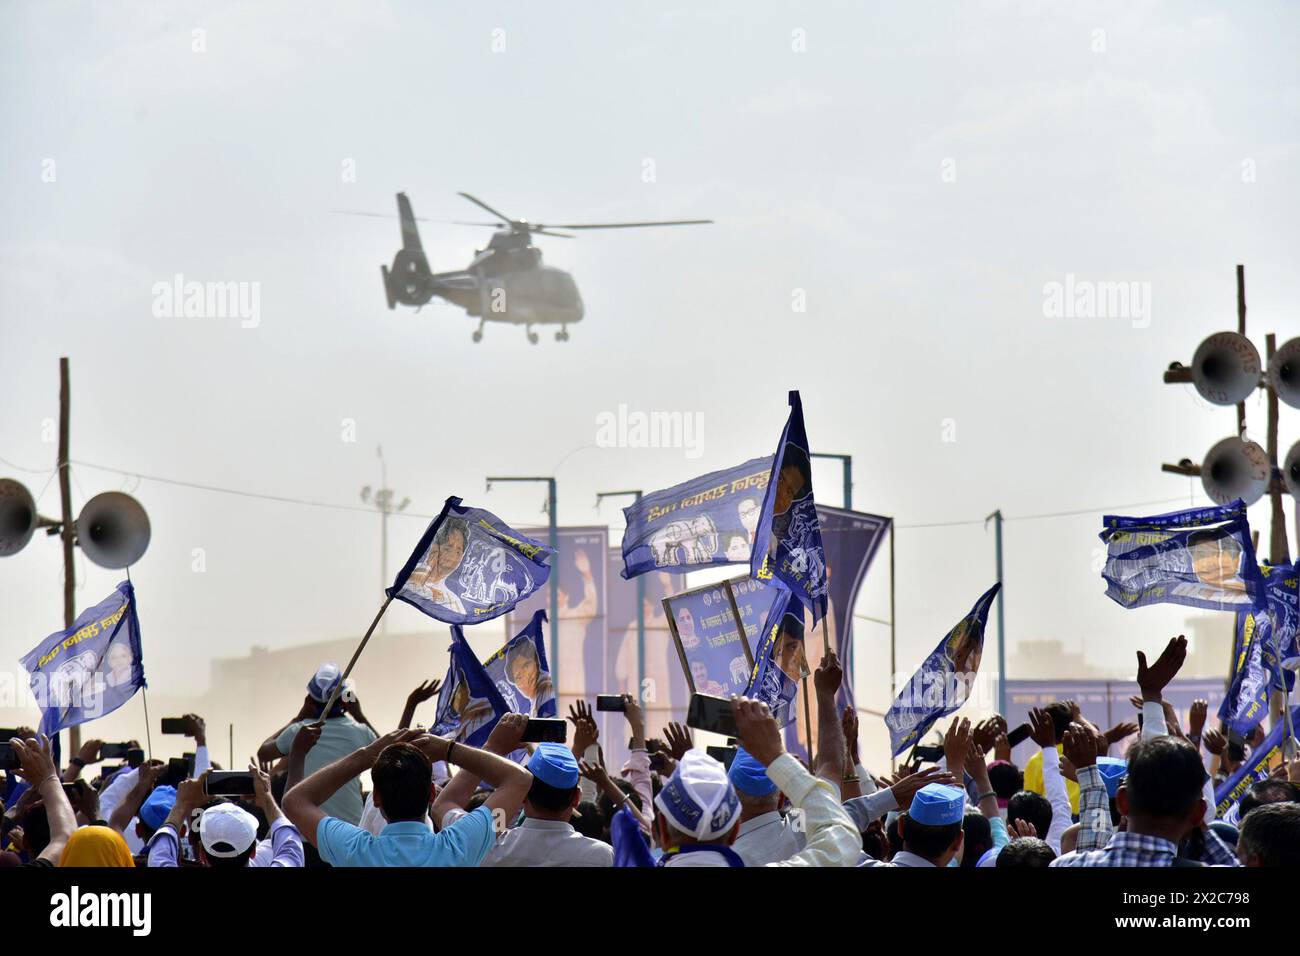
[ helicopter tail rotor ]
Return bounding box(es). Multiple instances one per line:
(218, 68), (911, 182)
(384, 192), (434, 308)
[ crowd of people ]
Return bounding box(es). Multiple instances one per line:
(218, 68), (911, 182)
(4, 635), (1298, 868)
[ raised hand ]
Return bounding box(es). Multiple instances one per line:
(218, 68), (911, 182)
(890, 766), (958, 810)
(943, 717), (973, 770)
(484, 712), (528, 756)
(1104, 720), (1139, 745)
(567, 701), (599, 754)
(1028, 707), (1057, 749)
(1137, 636), (1187, 701)
(291, 721), (324, 759)
(577, 756), (611, 787)
(1202, 727), (1227, 757)
(8, 735), (57, 785)
(732, 697), (782, 766)
(407, 678), (442, 707)
(1011, 817), (1038, 839)
(1188, 699), (1208, 739)
(1061, 722), (1098, 770)
(973, 716), (1007, 754)
(814, 650), (843, 697)
(663, 722), (693, 761)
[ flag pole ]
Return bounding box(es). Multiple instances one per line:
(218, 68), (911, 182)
(319, 595), (395, 719)
(801, 675), (814, 763)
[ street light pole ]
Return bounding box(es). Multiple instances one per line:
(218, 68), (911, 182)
(810, 452), (853, 510)
(985, 509), (1007, 717)
(360, 446), (409, 634)
(486, 476), (558, 682)
(597, 490), (644, 696)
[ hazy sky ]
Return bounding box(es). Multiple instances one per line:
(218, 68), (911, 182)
(3, 1), (1299, 726)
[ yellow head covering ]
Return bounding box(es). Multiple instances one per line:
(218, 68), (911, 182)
(60, 825), (136, 867)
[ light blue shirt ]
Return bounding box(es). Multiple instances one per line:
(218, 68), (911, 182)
(316, 805), (497, 867)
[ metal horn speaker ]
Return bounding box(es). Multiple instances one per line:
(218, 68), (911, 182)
(1267, 337), (1300, 410)
(1284, 440), (1300, 500)
(76, 491), (151, 569)
(1191, 332), (1262, 406)
(0, 478), (38, 556)
(1201, 436), (1270, 506)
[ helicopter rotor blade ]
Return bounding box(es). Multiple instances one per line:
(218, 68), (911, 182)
(456, 192), (514, 225)
(533, 229), (576, 239)
(532, 219), (714, 231)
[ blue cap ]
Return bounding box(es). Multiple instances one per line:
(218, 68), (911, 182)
(907, 783), (964, 826)
(527, 742), (579, 789)
(139, 784), (177, 830)
(726, 747), (777, 797)
(1096, 757), (1127, 798)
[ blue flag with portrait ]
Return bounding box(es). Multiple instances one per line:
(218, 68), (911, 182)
(1220, 563), (1297, 734)
(429, 630), (510, 747)
(1099, 499), (1265, 614)
(885, 583), (1000, 757)
(750, 392), (829, 626)
(482, 609), (556, 718)
(388, 496), (555, 626)
(744, 586), (801, 727)
(1214, 704), (1300, 817)
(621, 456), (773, 578)
(20, 581), (146, 737)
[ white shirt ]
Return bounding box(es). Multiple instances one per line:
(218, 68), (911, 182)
(732, 810), (804, 866)
(478, 817), (613, 867)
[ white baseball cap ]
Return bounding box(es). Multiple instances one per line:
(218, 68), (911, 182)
(307, 662), (350, 704)
(199, 802), (259, 858)
(654, 750), (742, 842)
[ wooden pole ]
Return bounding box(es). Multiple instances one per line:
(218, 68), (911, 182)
(319, 595), (395, 718)
(800, 675), (814, 764)
(58, 358), (80, 755)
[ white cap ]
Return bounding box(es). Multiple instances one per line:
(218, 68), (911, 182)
(654, 750), (742, 842)
(307, 662), (350, 704)
(199, 803), (259, 858)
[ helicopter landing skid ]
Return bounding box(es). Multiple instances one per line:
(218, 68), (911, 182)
(555, 326), (569, 342)
(472, 319), (484, 343)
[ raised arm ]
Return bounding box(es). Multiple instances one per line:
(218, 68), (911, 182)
(1062, 722), (1113, 853)
(108, 760), (164, 833)
(284, 728), (422, 845)
(414, 720), (532, 826)
(430, 714), (527, 826)
(10, 735), (77, 864)
(734, 697), (860, 867)
(1029, 707), (1071, 853)
(397, 678), (442, 730)
(811, 651), (847, 786)
(1137, 636), (1187, 739)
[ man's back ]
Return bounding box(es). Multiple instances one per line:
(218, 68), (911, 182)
(278, 715), (377, 825)
(479, 817), (613, 867)
(315, 805), (497, 867)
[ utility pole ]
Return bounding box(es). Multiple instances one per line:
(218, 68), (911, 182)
(985, 509), (1007, 717)
(360, 445), (409, 633)
(487, 476), (558, 682)
(58, 358), (78, 755)
(811, 452), (853, 510)
(597, 490), (644, 696)
(1159, 265), (1297, 749)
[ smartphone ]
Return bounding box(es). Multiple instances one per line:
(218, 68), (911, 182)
(706, 745), (737, 769)
(686, 694), (737, 738)
(521, 718), (567, 743)
(595, 694), (627, 712)
(912, 745), (944, 763)
(161, 755), (195, 787)
(0, 727), (22, 742)
(1006, 723), (1032, 748)
(0, 742), (16, 772)
(205, 771), (256, 796)
(100, 742), (135, 760)
(160, 717), (191, 735)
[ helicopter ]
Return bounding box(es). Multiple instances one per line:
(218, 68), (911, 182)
(354, 192), (711, 343)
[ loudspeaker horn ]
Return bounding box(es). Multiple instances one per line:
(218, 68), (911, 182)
(1201, 436), (1270, 506)
(0, 478), (38, 556)
(1191, 332), (1262, 405)
(75, 491), (151, 569)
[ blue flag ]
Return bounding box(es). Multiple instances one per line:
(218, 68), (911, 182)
(1099, 499), (1265, 613)
(482, 610), (556, 718)
(611, 804), (656, 867)
(20, 581), (146, 737)
(745, 586), (801, 726)
(429, 630), (510, 747)
(750, 392), (829, 626)
(1220, 563), (1297, 734)
(621, 456), (773, 578)
(1214, 704), (1300, 817)
(388, 496), (555, 626)
(885, 583), (1001, 757)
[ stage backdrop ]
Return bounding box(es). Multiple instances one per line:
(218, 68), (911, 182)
(783, 505), (891, 760)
